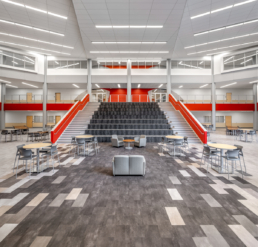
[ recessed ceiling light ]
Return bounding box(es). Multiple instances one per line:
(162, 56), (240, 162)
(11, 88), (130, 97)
(92, 41), (166, 44)
(179, 85), (183, 88)
(158, 84), (163, 88)
(220, 82), (237, 88)
(0, 41), (70, 55)
(138, 84), (141, 88)
(95, 84), (100, 88)
(118, 84), (121, 88)
(95, 25), (163, 28)
(22, 82), (38, 88)
(0, 32), (73, 49)
(200, 84), (208, 88)
(73, 84), (79, 88)
(1, 0), (67, 19)
(0, 19), (64, 36)
(90, 51), (169, 54)
(6, 84), (18, 88)
(191, 0), (256, 19)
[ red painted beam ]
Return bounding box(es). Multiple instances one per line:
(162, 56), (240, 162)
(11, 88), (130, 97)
(47, 104), (74, 111)
(184, 103), (255, 111)
(4, 103), (43, 111)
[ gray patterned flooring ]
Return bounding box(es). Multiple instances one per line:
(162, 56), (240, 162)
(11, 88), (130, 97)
(0, 141), (258, 247)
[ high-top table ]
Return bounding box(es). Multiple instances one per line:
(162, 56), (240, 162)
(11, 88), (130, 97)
(207, 143), (237, 174)
(75, 135), (94, 156)
(240, 129), (254, 142)
(166, 135), (184, 156)
(227, 127), (238, 136)
(23, 143), (52, 173)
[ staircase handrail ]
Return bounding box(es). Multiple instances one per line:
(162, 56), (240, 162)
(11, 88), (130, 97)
(51, 93), (90, 143)
(169, 93), (207, 143)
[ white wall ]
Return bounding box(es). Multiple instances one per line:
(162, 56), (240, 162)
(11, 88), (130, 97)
(47, 69), (87, 75)
(171, 69), (211, 75)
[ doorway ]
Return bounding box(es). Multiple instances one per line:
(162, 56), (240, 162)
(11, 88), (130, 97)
(26, 116), (33, 128)
(226, 93), (232, 103)
(92, 93), (107, 102)
(55, 116), (61, 124)
(152, 93), (167, 102)
(225, 116), (232, 127)
(26, 93), (32, 103)
(55, 93), (61, 103)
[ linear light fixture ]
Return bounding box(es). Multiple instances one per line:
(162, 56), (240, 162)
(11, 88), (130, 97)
(12, 61), (18, 64)
(154, 89), (157, 92)
(200, 84), (208, 88)
(24, 56), (34, 62)
(191, 0), (256, 19)
(187, 41), (258, 55)
(249, 80), (258, 83)
(6, 84), (18, 88)
(118, 84), (121, 88)
(186, 31), (258, 49)
(54, 61), (59, 64)
(96, 25), (163, 28)
(55, 63), (79, 69)
(179, 86), (183, 88)
(90, 51), (169, 54)
(1, 0), (67, 19)
(73, 84), (79, 88)
(199, 61), (204, 64)
(220, 82), (237, 88)
(179, 61), (203, 69)
(240, 58), (252, 64)
(0, 41), (70, 55)
(138, 84), (141, 88)
(158, 84), (163, 88)
(0, 32), (73, 49)
(92, 42), (166, 44)
(95, 84), (100, 88)
(0, 79), (11, 83)
(22, 82), (38, 88)
(194, 18), (258, 37)
(0, 19), (64, 36)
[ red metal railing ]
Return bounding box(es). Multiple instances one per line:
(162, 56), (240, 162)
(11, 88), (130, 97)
(169, 94), (207, 143)
(51, 94), (89, 143)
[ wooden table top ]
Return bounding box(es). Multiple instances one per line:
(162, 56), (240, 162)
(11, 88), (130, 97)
(227, 127), (238, 130)
(76, 135), (94, 139)
(23, 143), (52, 149)
(166, 135), (184, 139)
(208, 143), (237, 150)
(15, 126), (28, 129)
(241, 129), (254, 131)
(123, 139), (135, 142)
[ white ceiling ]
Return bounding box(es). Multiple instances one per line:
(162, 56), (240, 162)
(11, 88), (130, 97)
(1, 0), (258, 60)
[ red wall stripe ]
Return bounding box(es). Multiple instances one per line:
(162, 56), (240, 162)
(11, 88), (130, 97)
(4, 104), (43, 111)
(47, 104), (74, 111)
(184, 103), (255, 111)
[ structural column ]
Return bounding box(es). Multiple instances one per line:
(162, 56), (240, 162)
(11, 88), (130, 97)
(0, 83), (6, 130)
(253, 83), (258, 130)
(166, 59), (171, 102)
(127, 59), (131, 102)
(87, 59), (92, 101)
(211, 55), (216, 131)
(43, 55), (47, 130)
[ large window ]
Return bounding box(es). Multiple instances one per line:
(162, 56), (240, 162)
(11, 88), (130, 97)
(223, 50), (257, 71)
(0, 50), (35, 71)
(48, 60), (87, 69)
(172, 60), (211, 69)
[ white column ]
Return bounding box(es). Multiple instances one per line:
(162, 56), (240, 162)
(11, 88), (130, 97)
(43, 55), (47, 130)
(127, 59), (131, 102)
(211, 55), (216, 131)
(253, 83), (258, 130)
(167, 59), (171, 102)
(87, 59), (92, 101)
(0, 83), (6, 129)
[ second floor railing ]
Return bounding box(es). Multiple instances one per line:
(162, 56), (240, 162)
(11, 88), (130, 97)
(108, 94), (127, 102)
(178, 95), (254, 104)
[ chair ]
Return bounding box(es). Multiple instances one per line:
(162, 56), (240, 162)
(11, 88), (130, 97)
(171, 139), (183, 156)
(90, 137), (99, 154)
(134, 135), (146, 147)
(39, 141), (52, 155)
(234, 145), (246, 173)
(41, 145), (60, 171)
(16, 129), (23, 141)
(226, 126), (232, 135)
(111, 135), (124, 147)
(13, 144), (25, 173)
(69, 136), (77, 154)
(16, 148), (37, 178)
(201, 146), (219, 173)
(235, 129), (244, 141)
(27, 132), (34, 142)
(182, 136), (189, 150)
(247, 130), (256, 142)
(76, 138), (86, 156)
(222, 149), (243, 179)
(1, 130), (9, 142)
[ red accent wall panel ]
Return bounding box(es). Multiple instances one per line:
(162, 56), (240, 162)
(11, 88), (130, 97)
(0, 102), (1, 111)
(184, 103), (255, 111)
(4, 104), (43, 111)
(104, 88), (127, 95)
(184, 104), (212, 111)
(47, 104), (74, 111)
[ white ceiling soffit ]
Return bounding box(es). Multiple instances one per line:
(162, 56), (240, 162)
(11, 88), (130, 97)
(174, 0), (258, 59)
(72, 0), (188, 60)
(0, 0), (86, 57)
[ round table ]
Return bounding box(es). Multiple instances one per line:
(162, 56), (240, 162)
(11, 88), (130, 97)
(207, 143), (237, 174)
(240, 129), (254, 142)
(75, 135), (94, 156)
(123, 139), (135, 150)
(227, 127), (238, 136)
(166, 135), (184, 156)
(23, 143), (52, 173)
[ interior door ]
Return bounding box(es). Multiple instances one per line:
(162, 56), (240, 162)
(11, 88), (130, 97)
(26, 116), (33, 128)
(226, 93), (232, 103)
(55, 93), (61, 103)
(26, 93), (32, 103)
(225, 116), (232, 127)
(55, 116), (61, 124)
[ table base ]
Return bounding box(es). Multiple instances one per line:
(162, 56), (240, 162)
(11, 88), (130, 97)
(168, 152), (181, 156)
(125, 146), (133, 150)
(211, 164), (233, 174)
